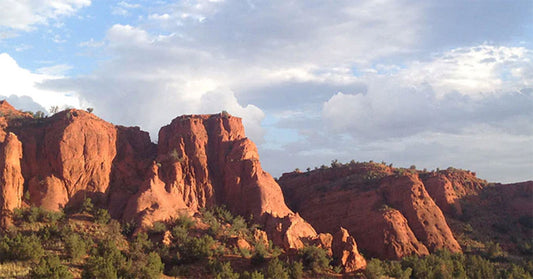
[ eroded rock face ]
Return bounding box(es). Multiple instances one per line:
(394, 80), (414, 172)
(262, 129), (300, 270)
(421, 170), (487, 215)
(108, 126), (156, 219)
(13, 110), (117, 211)
(0, 102), (318, 251)
(279, 163), (460, 259)
(156, 115), (293, 219)
(263, 212), (318, 250)
(332, 227), (367, 272)
(0, 132), (24, 227)
(154, 114), (315, 248)
(379, 174), (461, 253)
(122, 163), (189, 229)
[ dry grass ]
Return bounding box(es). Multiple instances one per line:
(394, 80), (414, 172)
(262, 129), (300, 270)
(0, 261), (31, 278)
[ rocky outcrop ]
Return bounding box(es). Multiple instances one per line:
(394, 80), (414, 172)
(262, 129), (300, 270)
(153, 114), (316, 249)
(122, 163), (189, 229)
(380, 174), (461, 253)
(12, 110), (117, 211)
(263, 212), (318, 250)
(332, 227), (366, 272)
(279, 163), (460, 259)
(0, 132), (24, 227)
(156, 115), (294, 219)
(0, 102), (318, 252)
(421, 170), (487, 215)
(108, 126), (156, 218)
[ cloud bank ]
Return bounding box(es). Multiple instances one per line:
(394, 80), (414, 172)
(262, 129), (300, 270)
(1, 0), (532, 183)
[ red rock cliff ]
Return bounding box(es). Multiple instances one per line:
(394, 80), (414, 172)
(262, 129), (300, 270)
(279, 162), (461, 259)
(148, 114), (317, 249)
(12, 109), (117, 211)
(0, 132), (24, 227)
(0, 102), (318, 251)
(421, 169), (488, 215)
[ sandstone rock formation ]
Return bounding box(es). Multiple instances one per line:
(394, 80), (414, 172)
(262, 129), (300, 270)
(12, 109), (117, 211)
(153, 114), (317, 249)
(0, 102), (318, 253)
(0, 132), (24, 227)
(0, 101), (30, 226)
(279, 162), (460, 259)
(380, 174), (461, 253)
(332, 227), (367, 272)
(421, 169), (487, 215)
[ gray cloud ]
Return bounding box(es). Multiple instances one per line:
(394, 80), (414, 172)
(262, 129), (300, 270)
(423, 0), (533, 49)
(35, 0), (533, 183)
(0, 95), (46, 113)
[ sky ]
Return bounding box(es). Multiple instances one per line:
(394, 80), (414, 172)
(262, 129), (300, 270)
(0, 0), (532, 183)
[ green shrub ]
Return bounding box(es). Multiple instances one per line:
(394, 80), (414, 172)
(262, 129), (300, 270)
(94, 208), (111, 224)
(240, 270), (265, 279)
(37, 224), (62, 242)
(12, 206), (64, 224)
(172, 225), (189, 242)
(202, 209), (222, 236)
(179, 235), (217, 263)
(142, 252), (164, 278)
(485, 241), (505, 260)
(174, 214), (195, 230)
(518, 240), (533, 256)
(209, 260), (239, 279)
(82, 255), (118, 279)
(64, 233), (87, 263)
(365, 259), (386, 279)
(0, 233), (44, 262)
(80, 198), (94, 214)
(11, 208), (25, 222)
(362, 249), (530, 279)
(265, 258), (289, 279)
(30, 254), (72, 279)
(150, 222), (167, 234)
(213, 206), (234, 223)
(299, 245), (330, 273)
(288, 261), (303, 279)
(465, 255), (496, 279)
(28, 206), (45, 223)
(124, 252), (164, 279)
(229, 216), (248, 236)
(82, 239), (126, 279)
(251, 241), (268, 266)
(500, 264), (532, 279)
(130, 233), (153, 260)
(121, 221), (136, 238)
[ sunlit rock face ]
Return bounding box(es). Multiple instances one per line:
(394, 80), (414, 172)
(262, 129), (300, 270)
(0, 101), (319, 253)
(279, 163), (461, 259)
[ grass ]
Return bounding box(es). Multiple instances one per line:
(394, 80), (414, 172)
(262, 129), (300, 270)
(0, 261), (31, 278)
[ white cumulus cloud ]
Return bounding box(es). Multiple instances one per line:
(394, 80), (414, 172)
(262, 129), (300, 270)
(0, 0), (90, 31)
(0, 53), (81, 111)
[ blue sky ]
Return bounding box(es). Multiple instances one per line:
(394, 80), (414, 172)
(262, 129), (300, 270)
(0, 0), (532, 182)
